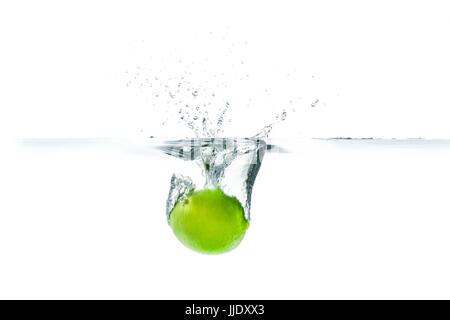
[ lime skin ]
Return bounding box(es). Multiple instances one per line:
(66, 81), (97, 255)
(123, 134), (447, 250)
(169, 188), (249, 254)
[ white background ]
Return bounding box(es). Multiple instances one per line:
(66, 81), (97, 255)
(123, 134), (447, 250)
(1, 0), (450, 299)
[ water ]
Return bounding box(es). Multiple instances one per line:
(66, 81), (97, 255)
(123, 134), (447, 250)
(124, 51), (325, 139)
(166, 173), (195, 220)
(149, 80), (287, 223)
(162, 138), (266, 221)
(124, 55), (321, 224)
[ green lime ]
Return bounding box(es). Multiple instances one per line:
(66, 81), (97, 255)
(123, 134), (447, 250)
(169, 187), (249, 254)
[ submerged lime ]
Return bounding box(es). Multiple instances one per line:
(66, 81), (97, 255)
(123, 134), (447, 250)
(169, 188), (249, 254)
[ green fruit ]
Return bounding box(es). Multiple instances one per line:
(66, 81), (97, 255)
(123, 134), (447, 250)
(169, 188), (249, 254)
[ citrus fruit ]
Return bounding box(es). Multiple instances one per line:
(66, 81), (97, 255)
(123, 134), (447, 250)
(169, 187), (249, 254)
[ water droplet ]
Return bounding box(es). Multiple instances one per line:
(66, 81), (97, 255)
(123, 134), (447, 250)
(311, 99), (319, 107)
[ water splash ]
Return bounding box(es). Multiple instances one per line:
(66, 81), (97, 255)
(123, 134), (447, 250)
(166, 173), (195, 220)
(254, 109), (288, 140)
(162, 138), (266, 220)
(125, 53), (323, 139)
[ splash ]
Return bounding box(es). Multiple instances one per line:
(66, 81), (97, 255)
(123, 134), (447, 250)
(162, 138), (266, 221)
(125, 55), (323, 139)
